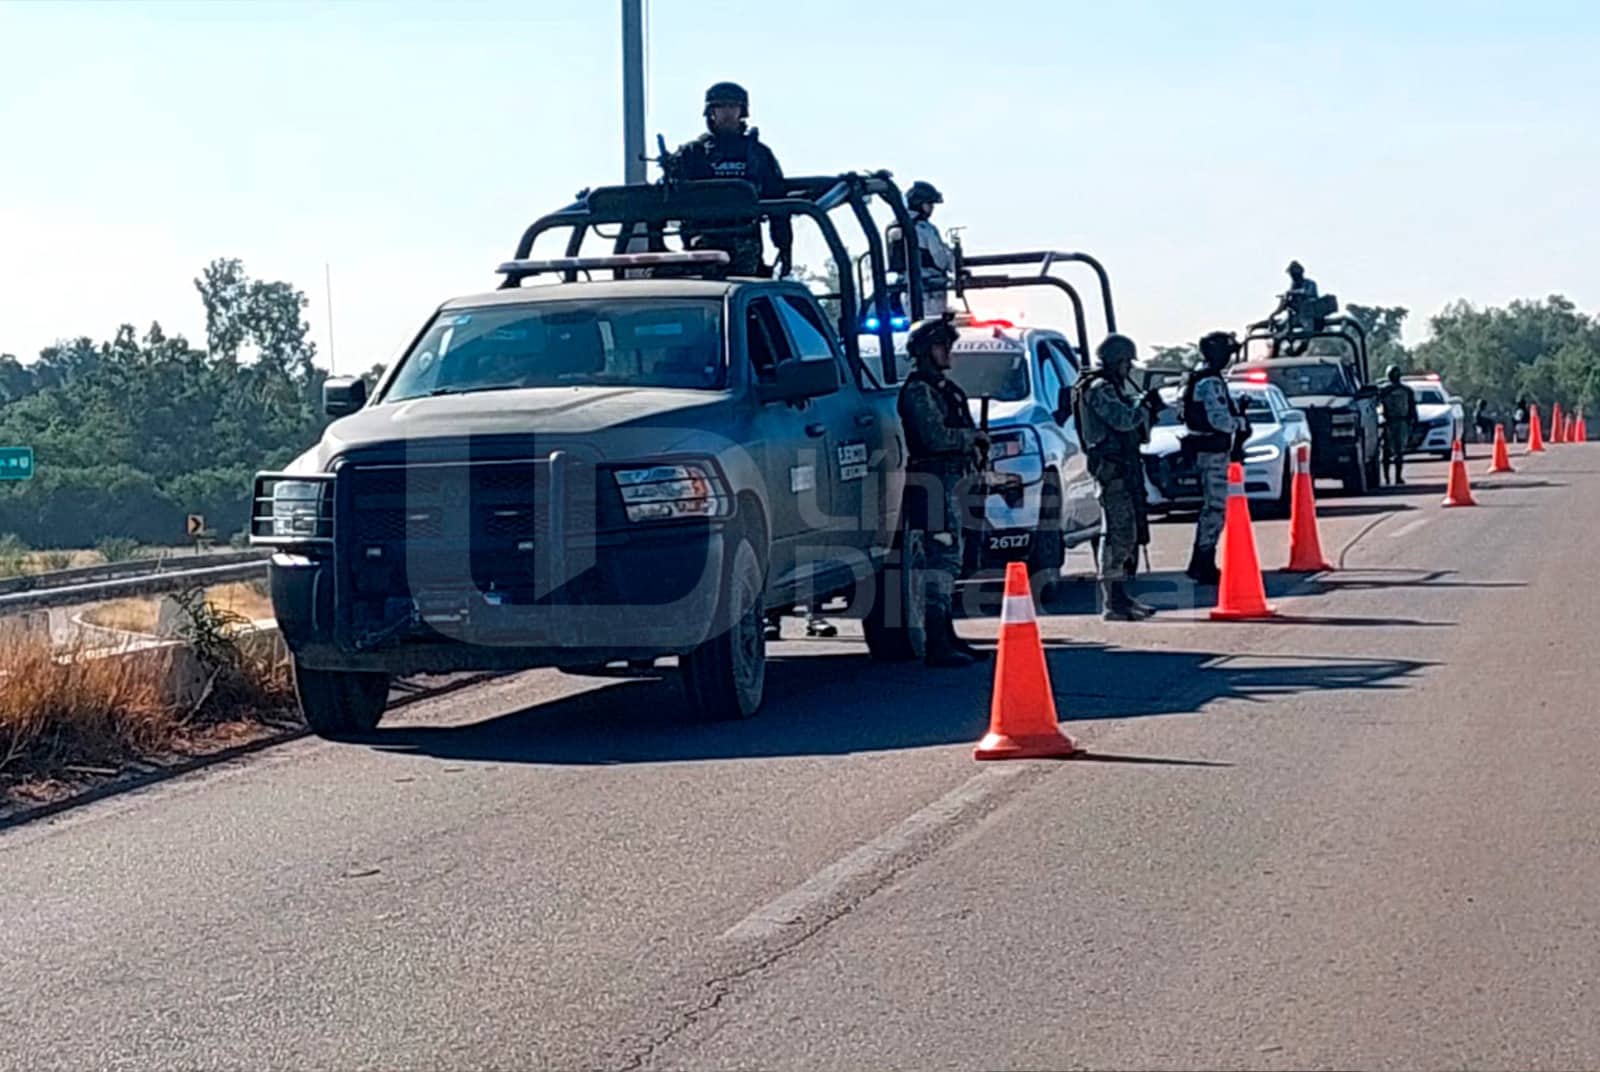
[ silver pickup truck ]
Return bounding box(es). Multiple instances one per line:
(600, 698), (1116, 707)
(253, 175), (934, 737)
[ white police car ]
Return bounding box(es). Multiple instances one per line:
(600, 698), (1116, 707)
(1402, 374), (1465, 458)
(1142, 380), (1314, 518)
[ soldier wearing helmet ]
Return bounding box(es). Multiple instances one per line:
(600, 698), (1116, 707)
(671, 81), (793, 279)
(1072, 333), (1166, 620)
(898, 316), (989, 667)
(1377, 363), (1418, 485)
(886, 180), (956, 316)
(1180, 331), (1247, 585)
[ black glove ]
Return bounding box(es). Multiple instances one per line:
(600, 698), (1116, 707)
(1141, 387), (1167, 413)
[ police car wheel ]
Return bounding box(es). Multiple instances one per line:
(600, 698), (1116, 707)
(680, 537), (766, 721)
(294, 661), (389, 740)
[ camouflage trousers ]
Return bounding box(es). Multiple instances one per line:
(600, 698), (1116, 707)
(1097, 476), (1139, 582)
(1192, 450), (1230, 554)
(1383, 422), (1411, 465)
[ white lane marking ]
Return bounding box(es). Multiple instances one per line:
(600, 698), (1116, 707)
(721, 766), (1029, 944)
(1390, 517), (1430, 540)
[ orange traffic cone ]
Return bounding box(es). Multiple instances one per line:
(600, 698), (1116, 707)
(1579, 412), (1588, 442)
(1551, 403), (1565, 445)
(1529, 406), (1546, 453)
(1285, 444), (1332, 573)
(974, 562), (1077, 761)
(1211, 462), (1277, 620)
(1568, 414), (1580, 443)
(1442, 439), (1477, 507)
(1487, 424), (1515, 474)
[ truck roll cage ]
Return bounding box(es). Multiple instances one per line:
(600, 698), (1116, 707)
(1238, 313), (1372, 387)
(951, 247), (1119, 362)
(504, 171), (925, 387)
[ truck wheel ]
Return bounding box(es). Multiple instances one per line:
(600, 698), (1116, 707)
(1026, 475), (1066, 577)
(1341, 445), (1369, 494)
(294, 661), (389, 740)
(680, 537), (766, 721)
(864, 520), (926, 662)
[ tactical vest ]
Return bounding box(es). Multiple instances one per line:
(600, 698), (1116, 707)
(900, 369), (973, 472)
(1181, 368), (1233, 453)
(1072, 370), (1139, 461)
(1379, 383), (1414, 422)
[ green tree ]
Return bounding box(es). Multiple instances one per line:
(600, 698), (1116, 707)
(1145, 344), (1198, 372)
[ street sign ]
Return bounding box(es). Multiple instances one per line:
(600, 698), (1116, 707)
(187, 514), (206, 538)
(0, 446), (35, 481)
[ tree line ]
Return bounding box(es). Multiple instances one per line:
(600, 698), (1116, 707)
(2, 265), (1597, 549)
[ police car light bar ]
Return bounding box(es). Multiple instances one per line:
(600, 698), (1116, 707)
(495, 251), (731, 275)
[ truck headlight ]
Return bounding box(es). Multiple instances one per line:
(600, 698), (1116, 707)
(1244, 443), (1281, 464)
(270, 480), (327, 539)
(612, 462), (731, 523)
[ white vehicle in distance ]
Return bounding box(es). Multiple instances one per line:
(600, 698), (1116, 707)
(939, 314), (1103, 576)
(1402, 373), (1466, 458)
(1142, 379), (1314, 518)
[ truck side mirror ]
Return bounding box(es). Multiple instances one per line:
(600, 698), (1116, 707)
(324, 376), (368, 417)
(758, 358), (839, 404)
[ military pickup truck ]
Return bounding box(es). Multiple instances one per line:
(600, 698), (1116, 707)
(1228, 304), (1382, 493)
(252, 175), (933, 736)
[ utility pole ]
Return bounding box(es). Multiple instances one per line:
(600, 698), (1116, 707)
(621, 0), (646, 185)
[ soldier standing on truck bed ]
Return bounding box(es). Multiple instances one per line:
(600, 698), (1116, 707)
(1182, 331), (1247, 586)
(886, 181), (956, 316)
(672, 82), (794, 279)
(1074, 334), (1166, 621)
(1378, 364), (1419, 486)
(898, 316), (991, 668)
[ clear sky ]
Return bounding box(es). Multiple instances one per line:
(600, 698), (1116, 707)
(2, 0), (1597, 370)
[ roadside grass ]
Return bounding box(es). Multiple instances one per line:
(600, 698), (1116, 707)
(79, 580), (275, 637)
(1, 591), (297, 799)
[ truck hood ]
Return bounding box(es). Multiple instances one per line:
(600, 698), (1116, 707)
(966, 397), (1034, 425)
(286, 386), (737, 471)
(1415, 403), (1454, 423)
(1279, 394), (1356, 410)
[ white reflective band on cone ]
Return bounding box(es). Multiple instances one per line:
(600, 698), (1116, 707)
(1001, 593), (1036, 624)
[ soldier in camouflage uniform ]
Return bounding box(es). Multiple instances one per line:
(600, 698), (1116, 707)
(1182, 331), (1247, 585)
(1074, 334), (1166, 621)
(1377, 364), (1418, 485)
(898, 317), (990, 667)
(672, 82), (794, 279)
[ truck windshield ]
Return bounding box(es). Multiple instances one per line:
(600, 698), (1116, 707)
(382, 299), (725, 401)
(1248, 364), (1349, 398)
(947, 349), (1029, 402)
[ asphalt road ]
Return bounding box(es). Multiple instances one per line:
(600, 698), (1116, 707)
(4, 447), (1596, 1071)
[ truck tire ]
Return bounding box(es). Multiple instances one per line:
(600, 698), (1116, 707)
(864, 517), (926, 662)
(294, 661), (390, 740)
(1026, 475), (1066, 577)
(1341, 443), (1369, 494)
(680, 537), (766, 721)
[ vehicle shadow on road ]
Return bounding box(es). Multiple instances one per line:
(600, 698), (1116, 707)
(362, 646), (1427, 766)
(1315, 568), (1526, 592)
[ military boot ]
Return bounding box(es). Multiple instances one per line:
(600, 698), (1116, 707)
(1185, 547), (1221, 586)
(1101, 581), (1142, 622)
(923, 607), (975, 668)
(1123, 587), (1158, 618)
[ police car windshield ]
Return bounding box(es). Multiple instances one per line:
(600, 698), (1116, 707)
(947, 348), (1029, 402)
(1413, 386), (1448, 405)
(1231, 389), (1277, 422)
(1244, 364), (1349, 397)
(383, 299), (725, 401)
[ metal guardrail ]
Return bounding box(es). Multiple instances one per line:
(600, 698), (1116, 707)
(0, 560), (270, 617)
(0, 548), (270, 598)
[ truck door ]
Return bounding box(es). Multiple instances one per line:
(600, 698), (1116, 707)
(772, 294), (879, 568)
(740, 295), (834, 593)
